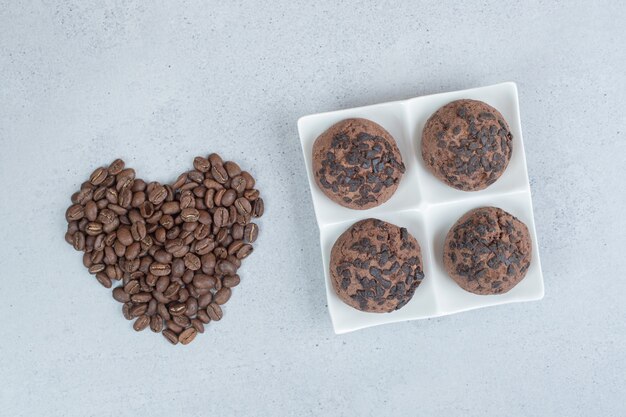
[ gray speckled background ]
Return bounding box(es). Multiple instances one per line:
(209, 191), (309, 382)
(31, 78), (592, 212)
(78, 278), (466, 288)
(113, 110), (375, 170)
(1, 1), (625, 416)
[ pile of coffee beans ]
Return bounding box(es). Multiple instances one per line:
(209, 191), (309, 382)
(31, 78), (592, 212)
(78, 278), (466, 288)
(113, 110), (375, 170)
(64, 154), (263, 345)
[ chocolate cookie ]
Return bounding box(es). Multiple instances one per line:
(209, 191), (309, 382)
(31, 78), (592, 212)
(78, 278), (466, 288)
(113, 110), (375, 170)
(444, 207), (532, 295)
(330, 218), (424, 312)
(312, 118), (405, 209)
(421, 99), (513, 191)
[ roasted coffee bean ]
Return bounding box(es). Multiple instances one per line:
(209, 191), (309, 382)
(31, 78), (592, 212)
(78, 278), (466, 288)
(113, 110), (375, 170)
(133, 315), (150, 331)
(206, 303), (223, 321)
(172, 314), (190, 328)
(124, 280), (141, 295)
(221, 189), (237, 207)
(122, 302), (132, 320)
(150, 263), (171, 276)
(95, 272), (112, 288)
(89, 167), (108, 186)
(244, 223), (259, 243)
(148, 184), (167, 205)
(150, 315), (163, 332)
(146, 298), (157, 316)
(166, 320), (183, 333)
(157, 302), (170, 321)
(197, 292), (213, 308)
(129, 303), (148, 318)
(168, 302), (187, 316)
(196, 309), (210, 324)
(193, 274), (216, 289)
(131, 292), (152, 303)
(231, 176), (246, 193)
(181, 208), (200, 222)
(241, 171), (255, 189)
(88, 264), (105, 274)
(179, 327), (197, 345)
(253, 198), (264, 217)
(164, 282), (181, 298)
(191, 318), (205, 333)
(213, 287), (232, 305)
(185, 297), (198, 317)
(243, 189), (260, 201)
(211, 164), (228, 184)
(178, 286), (190, 301)
(131, 191), (146, 207)
(125, 242), (141, 260)
(112, 286), (130, 303)
(236, 244), (253, 259)
(234, 197), (252, 216)
(217, 260), (237, 275)
(172, 173), (188, 190)
(223, 274), (241, 288)
(213, 207), (229, 227)
(108, 159), (125, 176)
(162, 201), (181, 215)
(193, 156), (211, 172)
(162, 329), (179, 344)
(184, 253), (201, 271)
(131, 222), (146, 241)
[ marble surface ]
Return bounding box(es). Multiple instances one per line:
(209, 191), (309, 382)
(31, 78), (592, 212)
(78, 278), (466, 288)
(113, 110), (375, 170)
(1, 1), (624, 416)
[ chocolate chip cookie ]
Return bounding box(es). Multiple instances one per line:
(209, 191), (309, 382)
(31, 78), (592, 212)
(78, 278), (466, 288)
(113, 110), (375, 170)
(330, 218), (424, 312)
(444, 207), (532, 295)
(312, 118), (405, 209)
(421, 99), (513, 191)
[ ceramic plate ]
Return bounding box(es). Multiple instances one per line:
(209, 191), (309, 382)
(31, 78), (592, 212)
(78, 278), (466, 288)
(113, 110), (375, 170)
(298, 82), (544, 334)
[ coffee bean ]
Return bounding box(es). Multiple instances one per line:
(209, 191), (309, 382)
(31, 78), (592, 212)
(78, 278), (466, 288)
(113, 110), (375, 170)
(148, 184), (167, 205)
(95, 272), (112, 288)
(122, 302), (132, 320)
(157, 302), (171, 321)
(88, 264), (105, 274)
(192, 274), (216, 289)
(179, 327), (197, 345)
(223, 274), (240, 288)
(191, 318), (205, 333)
(244, 223), (258, 243)
(165, 320), (183, 333)
(241, 171), (255, 189)
(217, 260), (237, 275)
(90, 167), (108, 186)
(113, 286), (130, 302)
(133, 315), (150, 331)
(243, 189), (259, 201)
(181, 208), (200, 222)
(146, 298), (157, 316)
(162, 329), (179, 345)
(129, 303), (148, 318)
(213, 207), (229, 227)
(221, 189), (237, 207)
(253, 198), (264, 217)
(211, 164), (228, 184)
(184, 253), (201, 271)
(150, 263), (171, 277)
(236, 244), (253, 259)
(193, 156), (211, 172)
(195, 309), (210, 324)
(234, 197), (252, 216)
(208, 153), (223, 166)
(197, 292), (213, 308)
(213, 287), (231, 305)
(66, 205), (85, 222)
(131, 222), (146, 241)
(172, 314), (190, 327)
(150, 315), (163, 332)
(172, 173), (188, 190)
(206, 303), (223, 321)
(185, 297), (198, 317)
(164, 282), (181, 298)
(108, 159), (125, 176)
(131, 292), (152, 303)
(231, 176), (246, 193)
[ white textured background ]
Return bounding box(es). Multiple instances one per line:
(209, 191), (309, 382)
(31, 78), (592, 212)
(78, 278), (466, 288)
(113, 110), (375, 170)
(1, 1), (624, 416)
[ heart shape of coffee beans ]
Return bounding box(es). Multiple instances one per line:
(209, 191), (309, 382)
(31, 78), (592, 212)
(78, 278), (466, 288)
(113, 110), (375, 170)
(64, 154), (263, 345)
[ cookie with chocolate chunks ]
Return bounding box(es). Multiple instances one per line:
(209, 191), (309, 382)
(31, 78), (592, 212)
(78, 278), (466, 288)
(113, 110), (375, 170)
(330, 218), (424, 312)
(312, 118), (405, 209)
(421, 99), (513, 191)
(444, 207), (532, 295)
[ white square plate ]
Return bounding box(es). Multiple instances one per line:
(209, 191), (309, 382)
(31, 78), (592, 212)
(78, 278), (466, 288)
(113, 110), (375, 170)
(298, 82), (544, 334)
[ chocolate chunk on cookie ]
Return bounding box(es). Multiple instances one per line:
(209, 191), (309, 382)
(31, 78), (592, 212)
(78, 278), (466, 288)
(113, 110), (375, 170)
(444, 207), (532, 295)
(312, 118), (405, 209)
(330, 218), (424, 312)
(421, 99), (513, 191)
